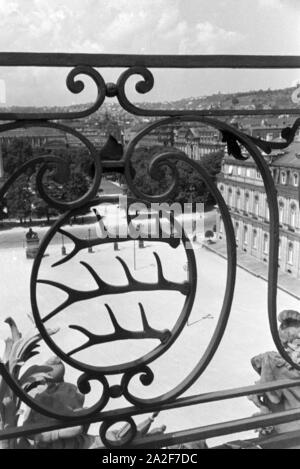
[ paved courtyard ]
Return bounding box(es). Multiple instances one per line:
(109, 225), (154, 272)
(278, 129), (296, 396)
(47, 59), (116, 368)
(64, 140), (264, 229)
(0, 230), (299, 446)
(206, 239), (300, 300)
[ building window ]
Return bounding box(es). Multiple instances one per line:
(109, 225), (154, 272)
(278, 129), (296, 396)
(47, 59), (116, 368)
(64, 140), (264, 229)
(265, 203), (270, 222)
(256, 170), (262, 179)
(279, 201), (284, 225)
(237, 166), (242, 176)
(245, 192), (250, 213)
(253, 229), (258, 249)
(236, 190), (241, 210)
(228, 165), (233, 175)
(246, 168), (251, 178)
(294, 173), (299, 187)
(228, 187), (233, 207)
(254, 195), (259, 217)
(235, 222), (239, 244)
(288, 242), (294, 265)
(290, 204), (297, 228)
(281, 171), (287, 184)
(263, 234), (269, 254)
(243, 225), (248, 245)
(278, 239), (282, 260)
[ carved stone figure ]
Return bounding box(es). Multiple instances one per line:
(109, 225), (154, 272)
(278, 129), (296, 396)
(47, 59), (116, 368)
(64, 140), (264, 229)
(249, 310), (300, 436)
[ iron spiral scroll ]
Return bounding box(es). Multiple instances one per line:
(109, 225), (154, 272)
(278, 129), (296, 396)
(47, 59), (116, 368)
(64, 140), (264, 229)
(0, 57), (300, 447)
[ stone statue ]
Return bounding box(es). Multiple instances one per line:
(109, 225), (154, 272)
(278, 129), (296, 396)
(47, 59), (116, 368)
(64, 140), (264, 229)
(249, 310), (300, 437)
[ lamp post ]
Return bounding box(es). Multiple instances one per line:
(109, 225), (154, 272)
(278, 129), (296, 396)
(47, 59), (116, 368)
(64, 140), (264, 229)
(137, 223), (144, 248)
(61, 233), (66, 256)
(133, 240), (137, 270)
(189, 183), (197, 242)
(88, 228), (93, 253)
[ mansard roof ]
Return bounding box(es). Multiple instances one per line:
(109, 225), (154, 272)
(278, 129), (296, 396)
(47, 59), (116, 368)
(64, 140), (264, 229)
(271, 141), (300, 169)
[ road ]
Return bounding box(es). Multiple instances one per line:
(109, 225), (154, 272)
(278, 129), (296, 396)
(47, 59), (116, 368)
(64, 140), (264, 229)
(0, 208), (216, 249)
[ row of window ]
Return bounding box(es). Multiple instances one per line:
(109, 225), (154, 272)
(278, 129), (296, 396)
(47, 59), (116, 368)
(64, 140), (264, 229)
(223, 164), (299, 187)
(237, 226), (295, 264)
(220, 184), (298, 228)
(238, 226), (269, 254)
(178, 144), (219, 159)
(278, 170), (299, 186)
(220, 221), (295, 265)
(279, 200), (297, 227)
(220, 185), (269, 219)
(224, 165), (260, 179)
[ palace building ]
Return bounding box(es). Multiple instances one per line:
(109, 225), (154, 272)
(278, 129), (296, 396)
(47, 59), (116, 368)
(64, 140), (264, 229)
(174, 125), (224, 160)
(216, 138), (300, 277)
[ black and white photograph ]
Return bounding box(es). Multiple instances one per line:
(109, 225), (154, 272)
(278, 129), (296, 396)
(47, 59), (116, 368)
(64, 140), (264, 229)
(0, 0), (299, 454)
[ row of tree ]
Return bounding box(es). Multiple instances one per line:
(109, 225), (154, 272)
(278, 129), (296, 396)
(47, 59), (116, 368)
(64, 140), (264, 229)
(1, 138), (224, 224)
(1, 139), (92, 224)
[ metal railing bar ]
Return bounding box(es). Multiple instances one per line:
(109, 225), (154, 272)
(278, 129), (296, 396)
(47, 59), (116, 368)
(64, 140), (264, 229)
(241, 428), (300, 448)
(1, 378), (300, 441)
(0, 53), (299, 68)
(130, 407), (300, 448)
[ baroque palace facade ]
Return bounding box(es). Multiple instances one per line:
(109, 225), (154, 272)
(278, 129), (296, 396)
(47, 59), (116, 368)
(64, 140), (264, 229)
(216, 138), (300, 278)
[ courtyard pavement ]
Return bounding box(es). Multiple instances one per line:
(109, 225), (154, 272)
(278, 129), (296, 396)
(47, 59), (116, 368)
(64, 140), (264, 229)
(204, 239), (300, 299)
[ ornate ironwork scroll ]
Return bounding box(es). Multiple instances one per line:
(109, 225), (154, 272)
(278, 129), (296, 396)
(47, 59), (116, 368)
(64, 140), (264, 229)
(0, 53), (300, 448)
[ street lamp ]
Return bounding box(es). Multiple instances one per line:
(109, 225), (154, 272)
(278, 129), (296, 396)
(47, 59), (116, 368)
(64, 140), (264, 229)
(61, 233), (66, 256)
(88, 228), (94, 253)
(132, 238), (139, 271)
(137, 223), (144, 249)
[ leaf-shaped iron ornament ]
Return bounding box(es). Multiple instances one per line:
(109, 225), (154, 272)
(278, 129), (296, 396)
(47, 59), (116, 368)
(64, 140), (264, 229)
(68, 303), (171, 356)
(30, 195), (197, 388)
(221, 131), (247, 160)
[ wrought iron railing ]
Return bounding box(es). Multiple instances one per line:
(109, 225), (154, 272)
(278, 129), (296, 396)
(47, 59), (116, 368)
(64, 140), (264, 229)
(0, 53), (300, 449)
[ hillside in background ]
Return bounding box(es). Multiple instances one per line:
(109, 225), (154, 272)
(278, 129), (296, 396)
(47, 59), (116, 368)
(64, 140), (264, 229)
(0, 85), (298, 116)
(136, 86), (299, 112)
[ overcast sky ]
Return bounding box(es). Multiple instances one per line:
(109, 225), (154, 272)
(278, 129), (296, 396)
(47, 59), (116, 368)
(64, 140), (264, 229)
(0, 0), (299, 106)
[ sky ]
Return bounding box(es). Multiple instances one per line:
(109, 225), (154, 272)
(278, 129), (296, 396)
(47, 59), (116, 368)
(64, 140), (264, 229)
(0, 0), (299, 106)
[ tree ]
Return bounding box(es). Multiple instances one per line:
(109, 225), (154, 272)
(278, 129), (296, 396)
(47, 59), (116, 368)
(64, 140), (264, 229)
(128, 146), (224, 207)
(49, 146), (93, 179)
(3, 138), (33, 176)
(31, 193), (57, 223)
(129, 146), (170, 198)
(6, 175), (33, 223)
(2, 139), (93, 223)
(0, 199), (8, 221)
(39, 170), (90, 218)
(65, 172), (90, 200)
